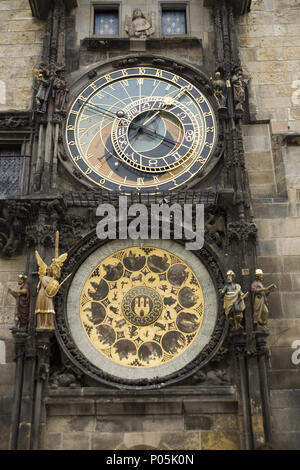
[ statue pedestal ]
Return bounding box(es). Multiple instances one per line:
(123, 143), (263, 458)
(130, 39), (146, 52)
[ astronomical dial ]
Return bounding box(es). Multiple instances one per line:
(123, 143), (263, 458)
(66, 66), (217, 192)
(80, 246), (205, 368)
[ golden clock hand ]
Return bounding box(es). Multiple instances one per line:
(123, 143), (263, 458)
(142, 110), (161, 127)
(79, 100), (126, 120)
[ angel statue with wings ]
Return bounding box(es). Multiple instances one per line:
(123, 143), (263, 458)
(35, 233), (71, 330)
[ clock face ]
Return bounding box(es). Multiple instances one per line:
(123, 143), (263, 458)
(66, 67), (217, 192)
(65, 239), (219, 386)
(79, 246), (205, 369)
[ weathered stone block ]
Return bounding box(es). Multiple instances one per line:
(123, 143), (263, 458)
(183, 401), (237, 414)
(46, 416), (96, 433)
(245, 152), (273, 171)
(0, 363), (15, 386)
(96, 415), (184, 433)
(272, 408), (300, 431)
(256, 256), (284, 273)
(270, 346), (300, 369)
(61, 432), (90, 450)
(96, 401), (183, 416)
(271, 390), (300, 409)
(46, 401), (96, 416)
(270, 370), (300, 390)
(184, 414), (213, 430)
(201, 431), (240, 450)
(212, 414), (239, 432)
(281, 292), (300, 317)
(272, 431), (300, 450)
(43, 432), (62, 450)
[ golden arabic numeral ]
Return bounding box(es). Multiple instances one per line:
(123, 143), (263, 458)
(70, 110), (78, 115)
(196, 96), (205, 104)
(171, 75), (179, 83)
(105, 74), (112, 82)
(68, 141), (76, 146)
(90, 83), (97, 91)
(207, 127), (215, 133)
(100, 178), (106, 185)
(139, 67), (146, 75)
(67, 125), (75, 130)
(205, 143), (213, 149)
(85, 168), (93, 175)
(197, 156), (206, 163)
(186, 84), (193, 91)
(73, 155), (82, 162)
(204, 112), (212, 117)
(79, 95), (87, 102)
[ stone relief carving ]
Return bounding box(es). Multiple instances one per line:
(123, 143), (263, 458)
(125, 9), (155, 39)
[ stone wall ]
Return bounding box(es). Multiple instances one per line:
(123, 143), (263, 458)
(239, 0), (300, 450)
(0, 253), (27, 450)
(41, 388), (241, 450)
(237, 0), (300, 134)
(0, 0), (45, 111)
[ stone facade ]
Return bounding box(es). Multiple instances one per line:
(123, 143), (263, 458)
(0, 0), (299, 451)
(237, 0), (300, 450)
(0, 0), (45, 111)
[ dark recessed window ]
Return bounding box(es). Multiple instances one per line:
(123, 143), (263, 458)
(94, 10), (119, 35)
(0, 147), (22, 196)
(162, 10), (187, 35)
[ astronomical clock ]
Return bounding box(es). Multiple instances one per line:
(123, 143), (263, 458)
(56, 238), (224, 389)
(53, 58), (224, 389)
(65, 64), (218, 192)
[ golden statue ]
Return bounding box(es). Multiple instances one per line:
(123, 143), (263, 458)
(251, 269), (277, 327)
(35, 232), (70, 330)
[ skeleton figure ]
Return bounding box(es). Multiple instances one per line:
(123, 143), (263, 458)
(34, 67), (51, 113)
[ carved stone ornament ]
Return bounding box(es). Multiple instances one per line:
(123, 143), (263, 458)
(125, 9), (155, 39)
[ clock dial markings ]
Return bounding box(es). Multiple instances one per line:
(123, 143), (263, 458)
(66, 67), (217, 191)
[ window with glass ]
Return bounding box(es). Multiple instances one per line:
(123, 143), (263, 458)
(94, 9), (119, 35)
(162, 8), (187, 35)
(0, 147), (22, 196)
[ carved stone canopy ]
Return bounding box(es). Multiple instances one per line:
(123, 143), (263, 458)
(204, 0), (251, 15)
(28, 0), (77, 19)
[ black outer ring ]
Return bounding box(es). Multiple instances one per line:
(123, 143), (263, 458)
(55, 233), (227, 390)
(62, 54), (221, 191)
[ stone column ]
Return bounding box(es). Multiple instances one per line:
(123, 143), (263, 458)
(32, 331), (53, 450)
(255, 328), (272, 445)
(231, 330), (254, 449)
(9, 329), (27, 450)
